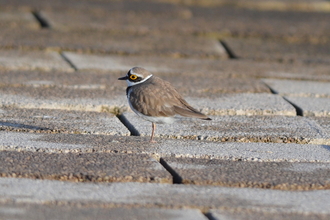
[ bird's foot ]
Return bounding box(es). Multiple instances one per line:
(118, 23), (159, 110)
(149, 138), (157, 143)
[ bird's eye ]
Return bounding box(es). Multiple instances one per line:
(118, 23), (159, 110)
(129, 74), (138, 80)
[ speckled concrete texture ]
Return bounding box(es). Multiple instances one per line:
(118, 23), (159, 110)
(0, 151), (172, 183)
(1, 178), (330, 215)
(0, 0), (330, 218)
(0, 203), (208, 220)
(161, 157), (330, 189)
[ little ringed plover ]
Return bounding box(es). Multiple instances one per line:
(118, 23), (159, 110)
(118, 67), (211, 142)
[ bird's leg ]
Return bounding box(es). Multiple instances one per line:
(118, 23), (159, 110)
(150, 122), (157, 143)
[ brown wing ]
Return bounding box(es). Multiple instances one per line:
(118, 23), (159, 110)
(129, 77), (211, 120)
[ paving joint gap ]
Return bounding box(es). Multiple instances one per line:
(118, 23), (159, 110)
(31, 10), (50, 29)
(60, 52), (79, 71)
(261, 81), (301, 116)
(159, 158), (182, 184)
(262, 81), (278, 94)
(283, 97), (303, 116)
(219, 40), (239, 59)
(204, 212), (216, 220)
(117, 114), (140, 136)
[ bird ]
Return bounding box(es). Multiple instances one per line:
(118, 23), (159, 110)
(118, 67), (211, 143)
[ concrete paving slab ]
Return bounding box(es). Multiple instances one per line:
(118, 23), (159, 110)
(62, 52), (271, 96)
(11, 92), (294, 117)
(0, 28), (226, 58)
(186, 93), (296, 116)
(1, 91), (293, 118)
(0, 69), (129, 110)
(123, 113), (330, 144)
(0, 151), (171, 183)
(0, 49), (330, 85)
(0, 65), (269, 101)
(1, 0), (330, 39)
(63, 51), (147, 72)
(1, 132), (329, 162)
(0, 85), (272, 113)
(308, 117), (330, 135)
(161, 157), (330, 190)
(0, 61), (265, 110)
(41, 1), (193, 32)
(1, 178), (330, 214)
(284, 96), (330, 117)
(0, 50), (73, 72)
(0, 92), (127, 112)
(223, 37), (330, 64)
(154, 0), (330, 12)
(0, 203), (208, 220)
(208, 209), (330, 220)
(0, 69), (119, 87)
(263, 70), (330, 82)
(0, 107), (128, 135)
(0, 10), (39, 29)
(37, 1), (330, 39)
(61, 52), (329, 87)
(177, 0), (330, 12)
(263, 79), (330, 98)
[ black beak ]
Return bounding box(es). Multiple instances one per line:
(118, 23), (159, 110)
(118, 76), (128, 80)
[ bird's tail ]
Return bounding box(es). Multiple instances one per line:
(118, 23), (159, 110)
(173, 106), (211, 120)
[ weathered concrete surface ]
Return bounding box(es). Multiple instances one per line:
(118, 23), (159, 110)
(263, 70), (330, 81)
(186, 0), (330, 12)
(0, 10), (39, 29)
(0, 69), (119, 87)
(263, 79), (330, 98)
(208, 209), (330, 220)
(0, 203), (208, 220)
(1, 178), (330, 214)
(0, 0), (330, 218)
(0, 151), (172, 183)
(284, 96), (330, 117)
(1, 28), (227, 58)
(6, 0), (327, 40)
(0, 50), (73, 72)
(161, 157), (330, 190)
(0, 92), (296, 125)
(308, 117), (330, 135)
(186, 93), (296, 116)
(0, 62), (271, 102)
(4, 106), (328, 143)
(223, 37), (330, 64)
(0, 107), (128, 135)
(0, 93), (126, 112)
(1, 132), (329, 163)
(123, 113), (330, 144)
(0, 204), (207, 220)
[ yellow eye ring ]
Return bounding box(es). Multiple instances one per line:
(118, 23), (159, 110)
(129, 74), (138, 80)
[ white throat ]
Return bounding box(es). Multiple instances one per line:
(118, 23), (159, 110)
(127, 74), (153, 87)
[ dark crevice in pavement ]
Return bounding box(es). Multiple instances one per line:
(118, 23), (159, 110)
(159, 158), (182, 184)
(31, 11), (51, 29)
(204, 213), (217, 220)
(263, 83), (278, 95)
(60, 52), (79, 71)
(117, 114), (140, 136)
(219, 40), (239, 59)
(263, 82), (301, 116)
(283, 97), (303, 116)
